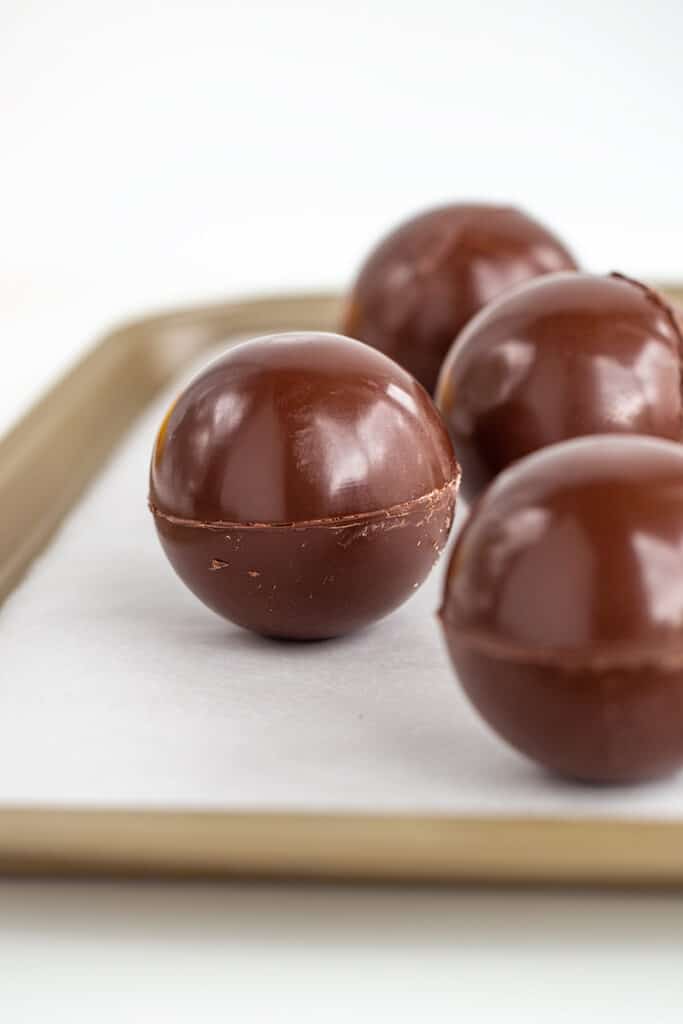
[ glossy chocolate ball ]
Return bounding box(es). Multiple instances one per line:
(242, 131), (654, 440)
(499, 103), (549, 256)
(343, 204), (577, 394)
(436, 272), (683, 501)
(150, 332), (459, 639)
(440, 436), (683, 783)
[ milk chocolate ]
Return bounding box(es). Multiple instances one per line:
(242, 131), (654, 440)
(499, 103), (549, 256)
(440, 436), (683, 783)
(343, 204), (577, 393)
(150, 332), (459, 639)
(437, 272), (683, 500)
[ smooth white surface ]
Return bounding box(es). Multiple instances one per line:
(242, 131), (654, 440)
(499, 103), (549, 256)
(2, 881), (683, 1023)
(3, 0), (683, 1016)
(4, 352), (683, 820)
(2, 0), (683, 438)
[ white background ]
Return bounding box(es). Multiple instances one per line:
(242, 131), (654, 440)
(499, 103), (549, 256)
(2, 0), (683, 435)
(2, 0), (683, 1020)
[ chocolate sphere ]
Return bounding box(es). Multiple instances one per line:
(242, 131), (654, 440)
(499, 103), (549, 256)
(343, 204), (577, 394)
(150, 332), (459, 639)
(440, 436), (683, 783)
(436, 272), (683, 501)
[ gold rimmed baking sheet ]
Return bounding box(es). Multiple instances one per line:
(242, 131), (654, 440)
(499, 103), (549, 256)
(2, 286), (683, 885)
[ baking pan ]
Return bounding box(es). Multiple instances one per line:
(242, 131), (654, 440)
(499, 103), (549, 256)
(3, 286), (683, 885)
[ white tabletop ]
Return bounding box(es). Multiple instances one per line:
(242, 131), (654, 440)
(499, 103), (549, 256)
(2, 880), (683, 1022)
(3, 0), (683, 1018)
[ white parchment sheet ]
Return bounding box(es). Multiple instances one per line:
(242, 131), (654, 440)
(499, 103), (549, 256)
(2, 348), (682, 820)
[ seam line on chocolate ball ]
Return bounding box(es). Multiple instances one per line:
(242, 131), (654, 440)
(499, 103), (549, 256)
(610, 273), (683, 433)
(149, 474), (460, 533)
(436, 615), (683, 673)
(609, 273), (683, 345)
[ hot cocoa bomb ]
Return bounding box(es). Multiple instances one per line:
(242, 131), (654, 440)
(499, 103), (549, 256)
(436, 272), (683, 501)
(440, 435), (683, 784)
(343, 203), (577, 394)
(150, 332), (459, 639)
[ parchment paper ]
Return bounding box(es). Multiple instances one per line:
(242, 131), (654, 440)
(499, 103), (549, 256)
(2, 349), (682, 820)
